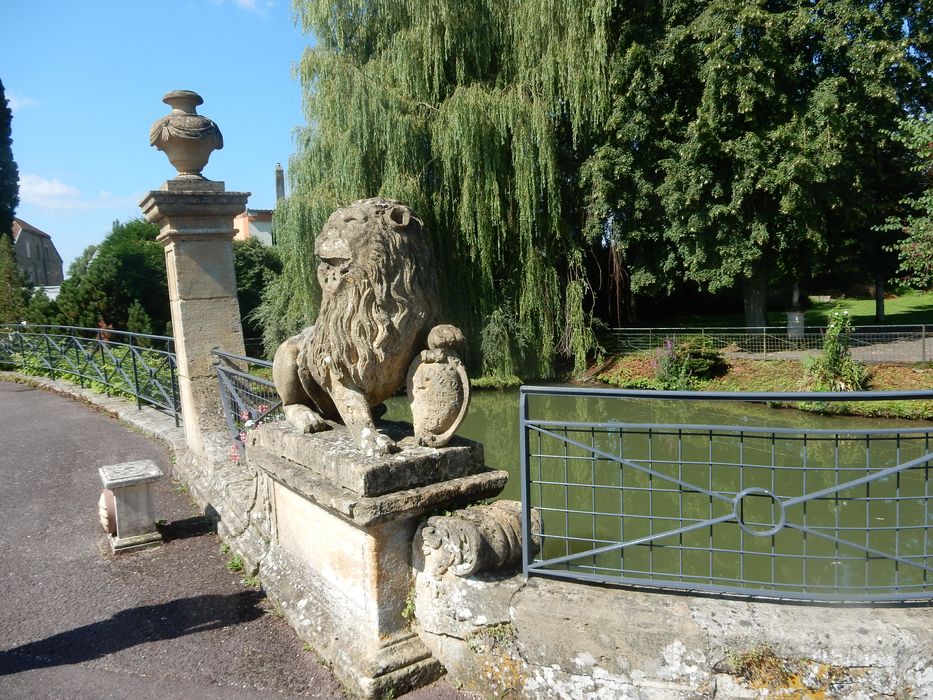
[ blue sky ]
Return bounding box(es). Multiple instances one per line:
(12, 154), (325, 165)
(2, 0), (310, 272)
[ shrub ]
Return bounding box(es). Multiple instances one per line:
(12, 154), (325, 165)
(805, 310), (870, 391)
(654, 336), (728, 390)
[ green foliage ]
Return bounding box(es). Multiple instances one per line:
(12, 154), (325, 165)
(654, 336), (727, 390)
(125, 300), (153, 337)
(0, 234), (29, 322)
(272, 0), (616, 377)
(880, 117), (933, 288)
(479, 307), (530, 383)
(24, 288), (58, 325)
(401, 587), (416, 622)
(0, 79), (18, 239)
(273, 0), (931, 363)
(584, 0), (932, 325)
(226, 554), (245, 572)
(66, 245), (97, 280)
(233, 238), (282, 343)
(55, 219), (169, 333)
(805, 310), (870, 391)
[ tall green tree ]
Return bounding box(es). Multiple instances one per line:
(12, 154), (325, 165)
(0, 78), (17, 240)
(881, 117), (933, 288)
(585, 0), (932, 326)
(233, 237), (282, 343)
(271, 0), (931, 368)
(0, 234), (29, 322)
(269, 0), (618, 377)
(56, 219), (170, 332)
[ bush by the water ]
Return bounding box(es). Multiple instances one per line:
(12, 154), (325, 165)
(805, 311), (870, 391)
(654, 336), (728, 390)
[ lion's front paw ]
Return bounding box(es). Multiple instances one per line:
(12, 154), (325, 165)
(284, 404), (331, 434)
(358, 427), (400, 457)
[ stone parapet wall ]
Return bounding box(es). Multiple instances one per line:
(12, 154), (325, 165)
(412, 559), (932, 699)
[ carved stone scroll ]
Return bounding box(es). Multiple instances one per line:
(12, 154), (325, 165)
(420, 500), (541, 576)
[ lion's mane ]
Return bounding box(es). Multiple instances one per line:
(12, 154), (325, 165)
(304, 198), (440, 398)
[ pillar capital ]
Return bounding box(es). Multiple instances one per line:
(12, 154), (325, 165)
(140, 182), (250, 243)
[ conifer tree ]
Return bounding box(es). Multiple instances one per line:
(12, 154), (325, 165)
(0, 79), (17, 241)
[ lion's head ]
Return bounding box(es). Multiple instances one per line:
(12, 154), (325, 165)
(307, 197), (441, 399)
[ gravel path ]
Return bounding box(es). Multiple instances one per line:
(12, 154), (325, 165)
(0, 381), (470, 699)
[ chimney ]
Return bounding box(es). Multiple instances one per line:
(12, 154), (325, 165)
(275, 162), (285, 201)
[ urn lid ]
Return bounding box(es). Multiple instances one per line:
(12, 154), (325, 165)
(162, 89), (204, 111)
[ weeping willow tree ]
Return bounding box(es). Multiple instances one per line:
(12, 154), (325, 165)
(261, 0), (617, 378)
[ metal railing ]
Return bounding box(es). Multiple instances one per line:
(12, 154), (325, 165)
(520, 385), (933, 602)
(0, 324), (180, 424)
(601, 325), (930, 364)
(212, 349), (283, 459)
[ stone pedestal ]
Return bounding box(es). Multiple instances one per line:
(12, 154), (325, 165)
(139, 179), (249, 457)
(99, 460), (163, 553)
(245, 421), (508, 699)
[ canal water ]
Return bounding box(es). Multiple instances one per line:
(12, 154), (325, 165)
(386, 388), (932, 598)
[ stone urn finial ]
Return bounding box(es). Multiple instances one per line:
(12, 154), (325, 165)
(149, 90), (223, 179)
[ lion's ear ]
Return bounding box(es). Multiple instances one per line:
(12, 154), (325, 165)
(384, 205), (421, 233)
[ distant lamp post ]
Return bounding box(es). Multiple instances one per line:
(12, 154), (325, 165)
(149, 90), (224, 179)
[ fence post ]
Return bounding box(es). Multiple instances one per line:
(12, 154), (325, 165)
(130, 334), (142, 411)
(762, 327), (768, 357)
(45, 334), (56, 380)
(923, 325), (927, 364)
(74, 337), (84, 388)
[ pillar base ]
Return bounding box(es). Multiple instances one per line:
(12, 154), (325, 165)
(99, 460), (163, 554)
(245, 422), (507, 698)
(108, 530), (163, 554)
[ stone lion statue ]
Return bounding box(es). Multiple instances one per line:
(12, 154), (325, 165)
(273, 197), (469, 456)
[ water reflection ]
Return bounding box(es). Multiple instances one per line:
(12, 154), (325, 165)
(388, 387), (932, 504)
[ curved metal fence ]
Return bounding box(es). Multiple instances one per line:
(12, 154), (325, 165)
(212, 349), (283, 459)
(520, 385), (933, 602)
(0, 324), (180, 423)
(601, 325), (931, 364)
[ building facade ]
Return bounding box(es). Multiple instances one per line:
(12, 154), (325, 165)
(12, 217), (64, 286)
(232, 208), (273, 246)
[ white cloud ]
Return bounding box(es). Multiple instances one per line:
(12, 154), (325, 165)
(209, 0), (274, 12)
(19, 174), (142, 211)
(7, 94), (39, 114)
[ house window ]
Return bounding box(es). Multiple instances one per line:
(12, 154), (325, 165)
(25, 240), (31, 258)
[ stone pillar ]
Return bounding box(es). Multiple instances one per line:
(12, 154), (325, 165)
(140, 181), (248, 456)
(140, 90), (249, 457)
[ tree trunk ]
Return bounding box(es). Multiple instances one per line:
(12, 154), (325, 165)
(742, 265), (768, 327)
(874, 274), (885, 324)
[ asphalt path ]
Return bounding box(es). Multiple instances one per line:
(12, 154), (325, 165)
(0, 381), (468, 699)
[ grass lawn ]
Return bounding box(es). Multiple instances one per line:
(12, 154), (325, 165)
(805, 291), (933, 325)
(653, 290), (933, 328)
